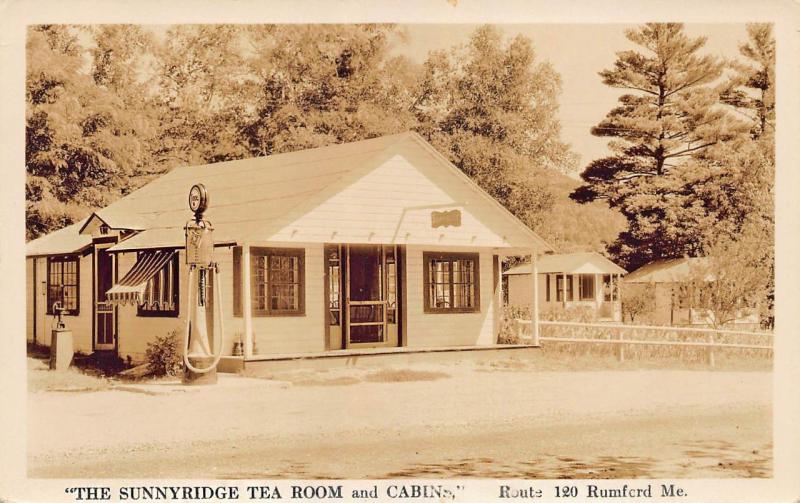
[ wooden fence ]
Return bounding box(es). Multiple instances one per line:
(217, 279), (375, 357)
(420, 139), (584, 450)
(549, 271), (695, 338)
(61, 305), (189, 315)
(515, 319), (773, 367)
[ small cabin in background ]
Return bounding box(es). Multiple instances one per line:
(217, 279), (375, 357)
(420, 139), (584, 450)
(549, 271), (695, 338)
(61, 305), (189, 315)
(504, 252), (626, 322)
(623, 258), (760, 329)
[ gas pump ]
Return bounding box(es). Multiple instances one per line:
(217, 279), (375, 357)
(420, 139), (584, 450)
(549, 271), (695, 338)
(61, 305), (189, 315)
(182, 183), (225, 384)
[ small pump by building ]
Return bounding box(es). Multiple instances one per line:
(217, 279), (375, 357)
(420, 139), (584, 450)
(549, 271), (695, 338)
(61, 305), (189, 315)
(49, 299), (73, 371)
(182, 183), (225, 385)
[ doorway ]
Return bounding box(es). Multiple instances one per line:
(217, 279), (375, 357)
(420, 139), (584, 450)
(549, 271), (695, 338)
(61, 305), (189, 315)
(326, 244), (400, 349)
(94, 246), (116, 350)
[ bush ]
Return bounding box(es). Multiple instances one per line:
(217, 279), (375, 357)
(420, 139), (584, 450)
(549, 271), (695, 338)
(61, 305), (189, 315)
(145, 329), (183, 377)
(498, 305), (531, 344)
(540, 304), (597, 322)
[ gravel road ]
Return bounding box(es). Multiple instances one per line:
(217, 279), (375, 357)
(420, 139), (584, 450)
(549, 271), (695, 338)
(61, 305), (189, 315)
(27, 362), (772, 478)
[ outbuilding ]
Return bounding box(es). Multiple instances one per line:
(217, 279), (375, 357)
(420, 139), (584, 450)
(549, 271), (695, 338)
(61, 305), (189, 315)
(623, 257), (760, 328)
(26, 132), (552, 369)
(504, 252), (626, 321)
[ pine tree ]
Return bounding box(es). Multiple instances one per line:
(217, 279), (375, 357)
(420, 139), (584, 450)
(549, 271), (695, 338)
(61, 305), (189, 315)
(571, 23), (747, 269)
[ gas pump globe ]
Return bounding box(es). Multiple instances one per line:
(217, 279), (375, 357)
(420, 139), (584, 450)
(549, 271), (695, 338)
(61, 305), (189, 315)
(182, 183), (225, 384)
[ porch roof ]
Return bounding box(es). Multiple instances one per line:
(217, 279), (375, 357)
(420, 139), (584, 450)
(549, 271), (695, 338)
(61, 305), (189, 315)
(504, 252), (626, 276)
(25, 219), (92, 256)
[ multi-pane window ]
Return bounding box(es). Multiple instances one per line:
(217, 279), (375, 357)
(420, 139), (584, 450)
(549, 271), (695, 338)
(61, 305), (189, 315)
(138, 254), (179, 317)
(327, 247), (341, 325)
(252, 248), (304, 316)
(385, 246), (397, 324)
(47, 256), (79, 315)
(579, 274), (596, 301)
(423, 252), (480, 313)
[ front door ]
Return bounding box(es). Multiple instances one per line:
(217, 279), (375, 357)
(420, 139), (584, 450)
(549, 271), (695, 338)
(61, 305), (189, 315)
(344, 245), (400, 348)
(94, 247), (115, 350)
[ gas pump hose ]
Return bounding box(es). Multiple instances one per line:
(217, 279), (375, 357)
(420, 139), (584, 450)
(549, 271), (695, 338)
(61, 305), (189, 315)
(183, 266), (225, 374)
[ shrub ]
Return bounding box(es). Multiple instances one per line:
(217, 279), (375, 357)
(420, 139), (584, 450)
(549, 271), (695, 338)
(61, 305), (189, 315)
(541, 304), (597, 322)
(145, 329), (183, 377)
(498, 305), (530, 344)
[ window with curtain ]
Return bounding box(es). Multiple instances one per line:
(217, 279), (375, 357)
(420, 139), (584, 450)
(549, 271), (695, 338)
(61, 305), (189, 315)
(423, 252), (480, 313)
(251, 248), (305, 316)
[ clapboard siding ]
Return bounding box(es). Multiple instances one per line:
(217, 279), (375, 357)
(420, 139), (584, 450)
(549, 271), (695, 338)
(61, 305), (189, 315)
(251, 244), (325, 355)
(26, 254), (93, 353)
(265, 139), (534, 248)
(404, 246), (497, 347)
(116, 248), (244, 363)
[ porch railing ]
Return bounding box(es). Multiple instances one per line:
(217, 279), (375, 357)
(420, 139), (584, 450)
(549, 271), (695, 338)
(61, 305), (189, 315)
(515, 319), (773, 367)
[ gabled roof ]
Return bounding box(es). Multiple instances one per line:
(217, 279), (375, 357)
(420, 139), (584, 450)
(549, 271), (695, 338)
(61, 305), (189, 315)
(623, 257), (710, 283)
(504, 252), (627, 275)
(27, 132), (552, 256)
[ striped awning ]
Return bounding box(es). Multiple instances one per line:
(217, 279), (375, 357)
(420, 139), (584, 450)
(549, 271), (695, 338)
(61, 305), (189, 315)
(106, 250), (175, 305)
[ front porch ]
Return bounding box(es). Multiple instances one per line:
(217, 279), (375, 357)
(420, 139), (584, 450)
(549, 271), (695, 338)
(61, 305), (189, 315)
(218, 343), (539, 375)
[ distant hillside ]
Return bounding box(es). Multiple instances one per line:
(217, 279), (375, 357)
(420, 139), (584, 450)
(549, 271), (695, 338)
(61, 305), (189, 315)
(532, 167), (627, 254)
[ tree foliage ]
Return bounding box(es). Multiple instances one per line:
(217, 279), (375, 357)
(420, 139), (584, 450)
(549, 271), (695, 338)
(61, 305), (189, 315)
(26, 23), (586, 246)
(571, 23), (768, 270)
(413, 26), (577, 231)
(25, 25), (154, 240)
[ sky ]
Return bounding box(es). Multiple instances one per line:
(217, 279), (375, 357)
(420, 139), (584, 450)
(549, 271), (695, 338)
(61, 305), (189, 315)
(389, 23), (750, 173)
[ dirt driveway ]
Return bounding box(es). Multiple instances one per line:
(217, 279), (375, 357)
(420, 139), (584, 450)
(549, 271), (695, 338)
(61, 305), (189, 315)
(27, 360), (772, 478)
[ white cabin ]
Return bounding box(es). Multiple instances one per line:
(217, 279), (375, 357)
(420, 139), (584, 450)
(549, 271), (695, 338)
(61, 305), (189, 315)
(26, 132), (552, 367)
(504, 252), (626, 322)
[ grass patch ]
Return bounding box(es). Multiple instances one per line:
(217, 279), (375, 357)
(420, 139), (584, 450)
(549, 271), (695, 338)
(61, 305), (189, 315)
(27, 358), (110, 393)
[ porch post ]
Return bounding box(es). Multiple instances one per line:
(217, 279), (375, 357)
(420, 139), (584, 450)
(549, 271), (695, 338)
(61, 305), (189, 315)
(242, 242), (253, 358)
(530, 249), (540, 346)
(496, 253), (505, 343)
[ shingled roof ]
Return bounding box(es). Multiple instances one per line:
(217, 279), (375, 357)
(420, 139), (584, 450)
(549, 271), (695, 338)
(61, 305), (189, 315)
(27, 132), (552, 256)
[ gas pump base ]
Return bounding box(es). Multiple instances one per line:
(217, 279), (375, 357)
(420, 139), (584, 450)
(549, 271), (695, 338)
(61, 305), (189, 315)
(49, 328), (74, 371)
(182, 357), (218, 385)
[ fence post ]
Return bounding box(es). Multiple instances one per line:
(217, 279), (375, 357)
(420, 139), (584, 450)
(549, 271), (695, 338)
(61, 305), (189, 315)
(617, 329), (625, 363)
(516, 319), (524, 342)
(708, 333), (715, 368)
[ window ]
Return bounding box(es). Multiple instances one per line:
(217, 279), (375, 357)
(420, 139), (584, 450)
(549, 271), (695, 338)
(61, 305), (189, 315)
(138, 253), (179, 317)
(47, 255), (79, 315)
(545, 275), (551, 302)
(579, 274), (596, 301)
(385, 246), (397, 324)
(423, 252), (480, 313)
(556, 275), (574, 302)
(603, 274), (619, 302)
(251, 248), (305, 316)
(327, 247), (341, 325)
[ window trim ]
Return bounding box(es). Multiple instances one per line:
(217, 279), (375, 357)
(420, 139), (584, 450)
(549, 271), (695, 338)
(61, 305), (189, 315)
(46, 255), (80, 316)
(250, 247), (306, 317)
(136, 252), (180, 318)
(422, 251), (481, 314)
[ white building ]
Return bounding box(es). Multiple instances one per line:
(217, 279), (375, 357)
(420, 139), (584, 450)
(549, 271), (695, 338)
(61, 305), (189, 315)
(26, 132), (552, 370)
